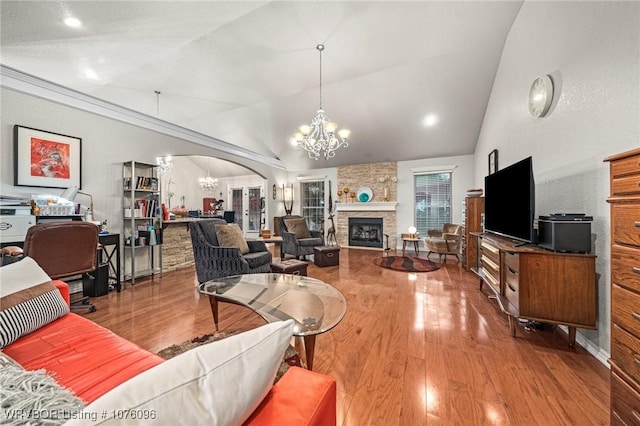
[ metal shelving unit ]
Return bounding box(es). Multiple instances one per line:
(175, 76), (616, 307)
(122, 161), (163, 284)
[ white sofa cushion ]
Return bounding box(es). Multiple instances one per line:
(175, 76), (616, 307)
(64, 320), (295, 426)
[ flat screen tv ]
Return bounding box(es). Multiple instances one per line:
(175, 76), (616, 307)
(484, 156), (535, 243)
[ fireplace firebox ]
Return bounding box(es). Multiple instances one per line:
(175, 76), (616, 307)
(348, 217), (383, 248)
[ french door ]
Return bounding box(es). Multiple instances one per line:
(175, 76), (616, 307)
(229, 185), (263, 237)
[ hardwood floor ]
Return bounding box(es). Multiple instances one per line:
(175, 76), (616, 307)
(85, 248), (610, 425)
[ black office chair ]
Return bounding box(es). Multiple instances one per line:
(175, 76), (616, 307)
(21, 222), (100, 312)
(223, 211), (235, 223)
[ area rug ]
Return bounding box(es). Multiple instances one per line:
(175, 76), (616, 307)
(157, 332), (301, 383)
(373, 256), (439, 272)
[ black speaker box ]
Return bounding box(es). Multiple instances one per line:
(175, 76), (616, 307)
(537, 219), (591, 253)
(83, 263), (109, 297)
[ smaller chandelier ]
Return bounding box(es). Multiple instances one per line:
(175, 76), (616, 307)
(293, 44), (350, 160)
(199, 176), (219, 192)
(199, 158), (219, 192)
(156, 155), (173, 176)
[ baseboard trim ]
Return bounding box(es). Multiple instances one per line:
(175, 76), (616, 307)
(558, 325), (610, 367)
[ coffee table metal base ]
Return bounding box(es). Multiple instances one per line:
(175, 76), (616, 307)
(199, 273), (346, 372)
(295, 334), (317, 370)
(207, 295), (319, 370)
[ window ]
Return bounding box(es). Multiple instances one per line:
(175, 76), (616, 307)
(300, 181), (325, 232)
(414, 171), (452, 236)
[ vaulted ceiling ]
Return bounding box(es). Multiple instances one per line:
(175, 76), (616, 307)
(1, 1), (523, 171)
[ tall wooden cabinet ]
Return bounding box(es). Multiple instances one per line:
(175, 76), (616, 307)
(462, 196), (484, 271)
(472, 232), (596, 344)
(122, 161), (163, 284)
(605, 148), (640, 424)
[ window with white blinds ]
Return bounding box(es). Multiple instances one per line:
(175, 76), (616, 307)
(301, 181), (325, 232)
(414, 171), (452, 236)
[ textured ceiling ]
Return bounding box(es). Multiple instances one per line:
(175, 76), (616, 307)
(0, 1), (523, 172)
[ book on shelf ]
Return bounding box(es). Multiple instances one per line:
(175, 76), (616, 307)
(124, 176), (158, 191)
(135, 199), (157, 218)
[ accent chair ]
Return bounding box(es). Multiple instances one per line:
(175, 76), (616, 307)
(278, 215), (324, 260)
(189, 219), (272, 282)
(423, 223), (463, 262)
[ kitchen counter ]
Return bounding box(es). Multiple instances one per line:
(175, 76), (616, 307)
(161, 217), (224, 271)
(162, 216), (223, 225)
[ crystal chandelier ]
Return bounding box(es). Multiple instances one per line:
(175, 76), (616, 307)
(199, 176), (219, 192)
(156, 155), (173, 176)
(199, 159), (219, 192)
(293, 44), (350, 160)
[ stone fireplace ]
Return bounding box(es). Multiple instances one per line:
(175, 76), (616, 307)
(337, 161), (398, 249)
(349, 217), (383, 248)
(335, 202), (397, 249)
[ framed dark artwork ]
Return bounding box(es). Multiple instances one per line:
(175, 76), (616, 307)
(14, 125), (82, 189)
(488, 149), (498, 175)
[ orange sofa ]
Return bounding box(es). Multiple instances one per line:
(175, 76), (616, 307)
(3, 280), (337, 425)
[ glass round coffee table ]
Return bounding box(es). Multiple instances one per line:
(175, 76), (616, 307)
(198, 273), (347, 370)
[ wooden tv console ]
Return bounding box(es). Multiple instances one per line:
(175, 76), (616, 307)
(471, 232), (596, 345)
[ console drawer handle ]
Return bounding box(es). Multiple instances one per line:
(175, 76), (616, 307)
(507, 284), (516, 293)
(633, 312), (640, 322)
(507, 266), (518, 275)
(635, 221), (640, 228)
(633, 267), (640, 275)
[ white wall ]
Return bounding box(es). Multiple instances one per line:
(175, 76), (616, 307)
(0, 89), (284, 238)
(397, 155), (475, 239)
(164, 156), (264, 215)
(474, 1), (640, 360)
(287, 157), (476, 248)
(284, 167), (339, 231)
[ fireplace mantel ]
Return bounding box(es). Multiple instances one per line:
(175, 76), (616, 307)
(335, 202), (398, 212)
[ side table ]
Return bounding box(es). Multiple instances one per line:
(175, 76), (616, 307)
(99, 233), (121, 292)
(401, 237), (420, 256)
(255, 236), (284, 260)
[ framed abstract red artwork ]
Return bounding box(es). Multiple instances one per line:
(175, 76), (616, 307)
(14, 125), (82, 189)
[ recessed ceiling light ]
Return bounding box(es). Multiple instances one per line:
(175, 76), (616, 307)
(64, 17), (82, 28)
(423, 114), (438, 127)
(83, 69), (100, 80)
